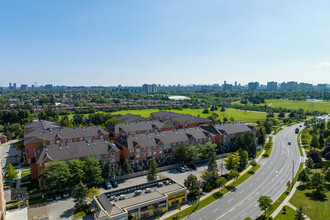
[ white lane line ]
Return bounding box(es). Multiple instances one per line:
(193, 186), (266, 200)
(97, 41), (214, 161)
(212, 208), (219, 213)
(248, 197), (252, 201)
(240, 190), (245, 194)
(241, 212), (247, 217)
(261, 187), (265, 190)
(228, 198), (233, 203)
(279, 168), (283, 173)
(249, 183), (253, 187)
(255, 203), (258, 206)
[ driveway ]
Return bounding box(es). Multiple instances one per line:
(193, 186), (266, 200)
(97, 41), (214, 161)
(0, 139), (20, 169)
(47, 197), (75, 219)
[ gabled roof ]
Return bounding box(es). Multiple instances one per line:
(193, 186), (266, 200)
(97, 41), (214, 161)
(34, 139), (119, 164)
(111, 121), (173, 134)
(150, 111), (210, 124)
(202, 123), (253, 136)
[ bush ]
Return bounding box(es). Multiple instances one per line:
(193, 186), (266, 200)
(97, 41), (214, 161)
(308, 150), (322, 163)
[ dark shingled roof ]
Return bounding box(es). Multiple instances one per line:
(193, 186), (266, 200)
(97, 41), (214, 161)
(111, 121), (173, 134)
(34, 139), (119, 164)
(202, 123), (253, 135)
(117, 127), (214, 150)
(116, 114), (147, 123)
(150, 111), (210, 124)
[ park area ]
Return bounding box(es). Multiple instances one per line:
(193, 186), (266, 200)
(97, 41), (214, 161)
(265, 99), (330, 113)
(62, 108), (271, 123)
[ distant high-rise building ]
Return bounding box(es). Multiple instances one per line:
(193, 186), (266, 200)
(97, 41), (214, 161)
(44, 84), (53, 89)
(298, 83), (313, 90)
(267, 81), (277, 91)
(223, 83), (233, 91)
(13, 83), (17, 90)
(21, 84), (28, 90)
(9, 82), (12, 90)
(248, 82), (259, 91)
(224, 81), (227, 85)
(142, 84), (157, 93)
(286, 81), (298, 91)
(235, 81), (237, 87)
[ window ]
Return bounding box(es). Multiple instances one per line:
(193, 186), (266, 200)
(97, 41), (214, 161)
(56, 140), (61, 144)
(95, 136), (98, 139)
(143, 148), (146, 151)
(143, 153), (146, 157)
(153, 152), (156, 155)
(103, 154), (107, 157)
(153, 146), (157, 149)
(74, 138), (77, 142)
(191, 140), (194, 144)
(136, 154), (140, 158)
(208, 137), (211, 141)
(111, 159), (115, 162)
(136, 148), (140, 153)
(173, 142), (176, 146)
(111, 152), (115, 156)
(159, 151), (162, 154)
(224, 135), (227, 138)
(100, 135), (103, 139)
(80, 138), (83, 141)
(159, 144), (162, 149)
(173, 148), (176, 152)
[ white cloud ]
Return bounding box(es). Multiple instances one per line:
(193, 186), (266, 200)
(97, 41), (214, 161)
(316, 61), (330, 68)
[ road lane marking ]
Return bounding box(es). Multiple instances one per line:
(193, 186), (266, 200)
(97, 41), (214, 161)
(212, 208), (219, 213)
(248, 197), (252, 200)
(216, 168), (276, 220)
(241, 212), (247, 217)
(227, 198), (233, 203)
(249, 183), (252, 187)
(240, 190), (245, 194)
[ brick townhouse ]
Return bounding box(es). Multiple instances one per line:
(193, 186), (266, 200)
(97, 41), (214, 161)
(108, 121), (176, 139)
(114, 127), (215, 169)
(201, 123), (256, 152)
(150, 111), (211, 128)
(31, 139), (120, 179)
(24, 120), (109, 163)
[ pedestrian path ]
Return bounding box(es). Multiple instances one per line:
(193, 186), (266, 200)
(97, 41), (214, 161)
(286, 202), (311, 220)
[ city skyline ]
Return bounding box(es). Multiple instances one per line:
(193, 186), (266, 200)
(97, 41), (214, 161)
(1, 0), (330, 86)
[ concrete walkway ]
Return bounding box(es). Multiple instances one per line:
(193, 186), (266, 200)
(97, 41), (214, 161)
(286, 202), (311, 220)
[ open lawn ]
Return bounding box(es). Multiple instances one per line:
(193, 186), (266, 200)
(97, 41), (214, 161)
(62, 108), (270, 122)
(274, 205), (296, 220)
(266, 99), (330, 113)
(289, 168), (330, 220)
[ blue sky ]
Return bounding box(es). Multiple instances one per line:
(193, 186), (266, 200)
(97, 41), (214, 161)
(0, 0), (330, 86)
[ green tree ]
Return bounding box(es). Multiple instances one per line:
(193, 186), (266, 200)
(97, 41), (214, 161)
(305, 157), (314, 169)
(325, 168), (330, 182)
(228, 169), (239, 181)
(175, 145), (188, 163)
(87, 187), (100, 200)
(311, 134), (319, 149)
(238, 148), (248, 170)
(258, 195), (273, 216)
(123, 159), (132, 174)
(84, 157), (103, 184)
(294, 205), (305, 220)
(311, 172), (326, 197)
(224, 152), (240, 170)
(208, 153), (218, 171)
(4, 164), (18, 183)
(147, 158), (158, 182)
(298, 169), (310, 186)
(184, 174), (201, 197)
(257, 127), (266, 146)
(250, 159), (257, 172)
(216, 177), (227, 189)
(282, 206), (287, 214)
(102, 161), (114, 179)
(41, 161), (71, 191)
(73, 182), (89, 210)
(319, 133), (324, 147)
(69, 159), (85, 185)
(244, 218), (253, 220)
(263, 121), (272, 134)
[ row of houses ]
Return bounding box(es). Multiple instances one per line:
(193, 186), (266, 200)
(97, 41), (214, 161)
(24, 112), (255, 179)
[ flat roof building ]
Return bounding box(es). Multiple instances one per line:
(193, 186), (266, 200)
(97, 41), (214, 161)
(93, 178), (187, 219)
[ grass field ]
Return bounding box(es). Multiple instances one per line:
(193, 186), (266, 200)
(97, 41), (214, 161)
(274, 205), (296, 220)
(63, 108), (270, 122)
(232, 99), (330, 113)
(289, 169), (330, 220)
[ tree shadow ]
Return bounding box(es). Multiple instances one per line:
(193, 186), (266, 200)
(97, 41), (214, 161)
(60, 207), (75, 218)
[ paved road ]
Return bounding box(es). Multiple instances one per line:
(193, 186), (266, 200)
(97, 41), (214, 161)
(0, 139), (20, 169)
(184, 124), (303, 220)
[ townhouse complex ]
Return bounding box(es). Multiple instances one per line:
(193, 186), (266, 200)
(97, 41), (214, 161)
(23, 111), (256, 180)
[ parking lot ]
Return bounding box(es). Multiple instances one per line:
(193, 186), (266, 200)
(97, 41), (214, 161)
(47, 158), (228, 219)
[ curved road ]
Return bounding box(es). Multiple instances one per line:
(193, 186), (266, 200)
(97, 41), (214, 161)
(184, 123), (303, 220)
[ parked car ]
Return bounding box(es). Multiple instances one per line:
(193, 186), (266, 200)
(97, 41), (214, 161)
(119, 195), (126, 200)
(63, 192), (69, 198)
(134, 190), (142, 195)
(105, 181), (112, 189)
(183, 165), (190, 171)
(145, 188), (152, 193)
(46, 194), (54, 202)
(55, 194), (62, 200)
(111, 181), (118, 188)
(177, 167), (185, 173)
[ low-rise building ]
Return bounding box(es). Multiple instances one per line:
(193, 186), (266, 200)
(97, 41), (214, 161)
(150, 111), (210, 128)
(31, 139), (120, 179)
(114, 127), (215, 168)
(201, 123), (256, 152)
(0, 135), (7, 144)
(92, 178), (187, 220)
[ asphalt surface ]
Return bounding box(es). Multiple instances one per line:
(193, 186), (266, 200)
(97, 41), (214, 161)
(184, 123), (303, 220)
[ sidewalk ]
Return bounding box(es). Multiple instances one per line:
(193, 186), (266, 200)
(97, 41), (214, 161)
(286, 202), (311, 220)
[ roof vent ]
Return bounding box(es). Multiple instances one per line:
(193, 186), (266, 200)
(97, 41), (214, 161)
(45, 149), (49, 152)
(87, 144), (90, 147)
(93, 143), (96, 146)
(59, 147), (62, 150)
(66, 146), (69, 149)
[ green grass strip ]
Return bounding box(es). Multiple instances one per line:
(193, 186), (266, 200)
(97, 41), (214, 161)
(164, 165), (261, 220)
(297, 130), (303, 157)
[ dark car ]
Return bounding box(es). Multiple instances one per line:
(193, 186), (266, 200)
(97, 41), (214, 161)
(189, 164), (197, 170)
(46, 194), (54, 202)
(177, 167), (185, 172)
(111, 181), (118, 188)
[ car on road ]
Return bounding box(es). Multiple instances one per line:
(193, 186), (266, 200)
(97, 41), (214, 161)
(111, 180), (118, 188)
(189, 164), (197, 170)
(288, 141), (291, 145)
(105, 181), (112, 189)
(299, 125), (302, 127)
(183, 165), (190, 171)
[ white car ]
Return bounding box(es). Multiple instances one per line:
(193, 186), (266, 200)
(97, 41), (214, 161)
(105, 181), (112, 189)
